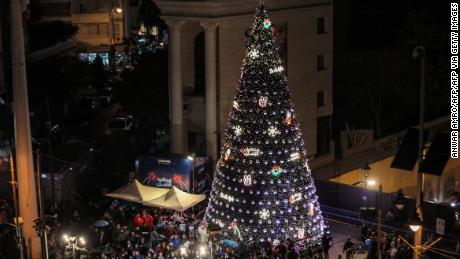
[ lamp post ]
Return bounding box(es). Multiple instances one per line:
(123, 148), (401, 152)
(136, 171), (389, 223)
(35, 150), (49, 259)
(187, 154), (195, 194)
(377, 184), (383, 259)
(110, 2), (123, 45)
(412, 45), (426, 259)
(8, 152), (25, 259)
(363, 162), (371, 189)
(409, 212), (422, 234)
(109, 2), (122, 74)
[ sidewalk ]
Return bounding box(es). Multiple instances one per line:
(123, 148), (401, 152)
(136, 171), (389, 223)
(328, 219), (368, 259)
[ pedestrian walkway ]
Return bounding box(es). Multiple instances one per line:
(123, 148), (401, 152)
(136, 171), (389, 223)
(328, 219), (367, 259)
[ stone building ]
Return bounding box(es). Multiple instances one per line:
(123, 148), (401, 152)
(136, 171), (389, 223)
(39, 0), (132, 46)
(157, 0), (334, 167)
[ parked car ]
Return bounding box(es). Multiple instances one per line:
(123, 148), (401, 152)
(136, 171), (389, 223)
(105, 115), (133, 135)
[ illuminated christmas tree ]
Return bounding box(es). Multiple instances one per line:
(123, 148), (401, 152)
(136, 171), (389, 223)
(205, 1), (326, 247)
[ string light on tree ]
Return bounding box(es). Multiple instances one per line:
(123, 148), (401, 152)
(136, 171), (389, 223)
(271, 166), (284, 177)
(242, 148), (261, 157)
(233, 101), (240, 111)
(289, 193), (303, 204)
(268, 126), (280, 137)
(205, 1), (325, 248)
(220, 193), (235, 202)
(258, 96), (269, 108)
(234, 126), (243, 136)
(224, 149), (231, 161)
(285, 111), (293, 125)
(243, 175), (252, 186)
(260, 208), (270, 220)
(297, 228), (305, 239)
(263, 18), (272, 29)
(269, 66), (284, 74)
(249, 49), (259, 59)
(289, 152), (300, 161)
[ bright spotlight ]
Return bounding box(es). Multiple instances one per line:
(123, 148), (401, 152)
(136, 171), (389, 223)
(367, 179), (376, 186)
(199, 246), (206, 256)
(180, 246), (186, 255)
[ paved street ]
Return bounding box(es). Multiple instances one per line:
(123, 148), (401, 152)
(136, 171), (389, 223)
(327, 219), (367, 259)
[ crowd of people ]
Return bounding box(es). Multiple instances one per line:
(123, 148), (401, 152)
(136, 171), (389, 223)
(340, 223), (437, 259)
(1, 196), (336, 258)
(43, 199), (227, 258)
(2, 196), (458, 258)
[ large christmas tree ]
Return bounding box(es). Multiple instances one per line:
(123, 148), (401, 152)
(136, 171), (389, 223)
(205, 1), (326, 247)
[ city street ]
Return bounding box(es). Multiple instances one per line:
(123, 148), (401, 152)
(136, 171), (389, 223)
(327, 219), (367, 259)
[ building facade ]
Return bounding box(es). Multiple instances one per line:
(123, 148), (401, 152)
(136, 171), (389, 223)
(157, 0), (334, 168)
(39, 0), (132, 46)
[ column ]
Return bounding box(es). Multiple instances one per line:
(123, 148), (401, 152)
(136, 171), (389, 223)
(166, 19), (186, 154)
(200, 21), (219, 160)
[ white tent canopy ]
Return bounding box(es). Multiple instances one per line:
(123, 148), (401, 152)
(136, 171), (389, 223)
(143, 186), (206, 212)
(105, 181), (206, 212)
(105, 180), (169, 203)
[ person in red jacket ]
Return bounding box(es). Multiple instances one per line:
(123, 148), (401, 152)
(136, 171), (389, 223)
(134, 213), (144, 227)
(141, 209), (154, 229)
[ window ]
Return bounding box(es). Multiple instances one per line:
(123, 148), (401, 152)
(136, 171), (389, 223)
(317, 17), (326, 34)
(317, 116), (331, 156)
(99, 23), (108, 36)
(78, 23), (99, 37)
(317, 54), (326, 71)
(317, 91), (325, 107)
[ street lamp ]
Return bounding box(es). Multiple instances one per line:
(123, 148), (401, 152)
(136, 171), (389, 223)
(409, 212), (422, 233)
(63, 234), (86, 259)
(366, 179), (376, 186)
(180, 246), (187, 258)
(199, 245), (207, 258)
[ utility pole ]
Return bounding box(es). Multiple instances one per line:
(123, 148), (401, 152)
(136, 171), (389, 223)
(46, 99), (55, 205)
(413, 45), (426, 259)
(36, 150), (49, 259)
(9, 152), (25, 259)
(377, 184), (382, 259)
(10, 0), (42, 257)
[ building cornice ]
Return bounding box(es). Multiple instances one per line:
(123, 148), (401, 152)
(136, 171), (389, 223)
(156, 0), (331, 20)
